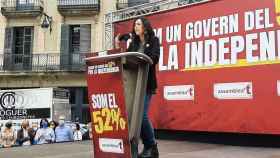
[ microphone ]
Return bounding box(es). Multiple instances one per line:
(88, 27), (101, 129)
(119, 33), (131, 41)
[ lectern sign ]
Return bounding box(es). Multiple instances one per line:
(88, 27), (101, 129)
(86, 59), (131, 158)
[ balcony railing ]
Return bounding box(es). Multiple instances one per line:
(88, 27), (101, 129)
(57, 0), (100, 16)
(0, 53), (93, 73)
(1, 0), (43, 18)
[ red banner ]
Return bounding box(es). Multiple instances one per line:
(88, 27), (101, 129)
(86, 59), (131, 158)
(114, 0), (280, 134)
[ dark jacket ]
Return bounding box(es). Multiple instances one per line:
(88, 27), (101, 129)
(127, 36), (160, 94)
(16, 128), (35, 145)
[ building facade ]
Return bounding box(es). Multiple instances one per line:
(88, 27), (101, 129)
(0, 0), (201, 123)
(0, 0), (118, 123)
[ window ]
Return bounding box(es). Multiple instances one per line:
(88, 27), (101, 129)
(16, 0), (35, 10)
(70, 25), (80, 54)
(83, 87), (88, 104)
(14, 27), (32, 55)
(60, 24), (90, 69)
(14, 27), (33, 68)
(17, 0), (35, 4)
(69, 88), (76, 104)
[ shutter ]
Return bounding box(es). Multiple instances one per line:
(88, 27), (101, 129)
(23, 27), (33, 70)
(3, 27), (14, 70)
(80, 24), (91, 54)
(31, 26), (34, 54)
(60, 24), (70, 70)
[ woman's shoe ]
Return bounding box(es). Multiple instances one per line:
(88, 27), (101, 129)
(139, 143), (159, 158)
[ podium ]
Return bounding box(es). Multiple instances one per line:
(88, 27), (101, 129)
(85, 51), (153, 158)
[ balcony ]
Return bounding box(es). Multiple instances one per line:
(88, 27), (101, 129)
(1, 0), (43, 18)
(0, 53), (92, 73)
(57, 0), (100, 16)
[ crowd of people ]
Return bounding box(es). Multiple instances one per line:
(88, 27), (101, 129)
(0, 116), (92, 148)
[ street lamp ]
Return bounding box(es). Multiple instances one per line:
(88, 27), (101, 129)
(41, 13), (53, 33)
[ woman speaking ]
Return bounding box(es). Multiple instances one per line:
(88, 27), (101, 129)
(115, 17), (160, 158)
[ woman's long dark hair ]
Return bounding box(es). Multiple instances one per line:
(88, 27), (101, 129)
(39, 118), (49, 128)
(130, 17), (155, 49)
